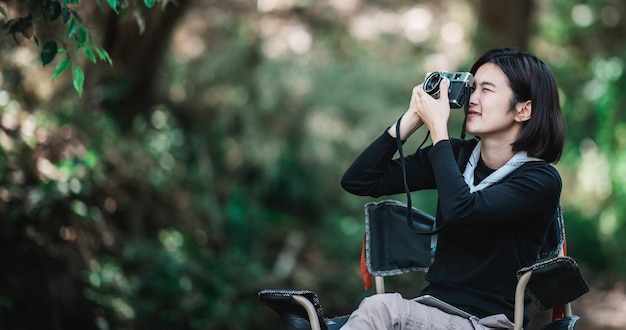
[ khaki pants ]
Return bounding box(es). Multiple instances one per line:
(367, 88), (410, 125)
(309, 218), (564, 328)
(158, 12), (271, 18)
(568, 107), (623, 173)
(340, 293), (515, 330)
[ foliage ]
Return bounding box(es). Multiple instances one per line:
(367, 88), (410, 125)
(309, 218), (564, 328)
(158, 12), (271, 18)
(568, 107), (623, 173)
(531, 1), (626, 279)
(0, 0), (169, 95)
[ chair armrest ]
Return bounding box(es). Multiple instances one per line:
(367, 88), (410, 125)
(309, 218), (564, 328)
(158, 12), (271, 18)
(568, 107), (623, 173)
(259, 289), (335, 330)
(517, 256), (589, 311)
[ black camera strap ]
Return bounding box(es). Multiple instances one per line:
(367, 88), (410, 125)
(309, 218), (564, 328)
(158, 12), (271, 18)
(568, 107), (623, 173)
(395, 84), (471, 234)
(395, 116), (443, 235)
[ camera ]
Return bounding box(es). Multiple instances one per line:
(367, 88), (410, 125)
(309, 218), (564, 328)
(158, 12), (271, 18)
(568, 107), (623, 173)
(423, 71), (474, 109)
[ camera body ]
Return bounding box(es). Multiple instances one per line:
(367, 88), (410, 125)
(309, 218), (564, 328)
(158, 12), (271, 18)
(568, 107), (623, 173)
(423, 71), (474, 109)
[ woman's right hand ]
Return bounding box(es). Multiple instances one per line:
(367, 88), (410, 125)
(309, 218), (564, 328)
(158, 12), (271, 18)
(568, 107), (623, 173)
(387, 85), (425, 140)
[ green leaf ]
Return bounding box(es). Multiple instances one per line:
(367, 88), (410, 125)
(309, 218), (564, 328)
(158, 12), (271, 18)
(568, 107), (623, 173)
(52, 59), (71, 80)
(40, 40), (58, 66)
(70, 9), (82, 23)
(144, 0), (156, 8)
(107, 0), (119, 13)
(84, 150), (99, 168)
(49, 1), (62, 21)
(83, 47), (96, 63)
(77, 26), (88, 45)
(61, 7), (71, 23)
(67, 18), (78, 37)
(94, 46), (113, 66)
(0, 6), (7, 18)
(72, 65), (84, 96)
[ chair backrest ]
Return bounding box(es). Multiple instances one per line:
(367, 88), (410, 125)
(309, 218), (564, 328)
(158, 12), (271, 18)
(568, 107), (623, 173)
(364, 200), (436, 278)
(363, 201), (589, 328)
(536, 203), (565, 260)
(365, 203), (566, 278)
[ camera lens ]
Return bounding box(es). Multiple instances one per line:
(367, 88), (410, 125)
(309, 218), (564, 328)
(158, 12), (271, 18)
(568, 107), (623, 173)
(423, 72), (442, 96)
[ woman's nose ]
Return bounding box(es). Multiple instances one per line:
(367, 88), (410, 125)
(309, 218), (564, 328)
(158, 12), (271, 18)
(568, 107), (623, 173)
(469, 89), (479, 105)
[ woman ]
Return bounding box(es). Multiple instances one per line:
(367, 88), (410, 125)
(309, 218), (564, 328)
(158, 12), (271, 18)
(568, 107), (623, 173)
(340, 48), (566, 329)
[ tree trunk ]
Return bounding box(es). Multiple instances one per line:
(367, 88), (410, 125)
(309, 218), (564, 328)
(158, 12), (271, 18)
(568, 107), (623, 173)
(473, 0), (535, 52)
(84, 0), (191, 131)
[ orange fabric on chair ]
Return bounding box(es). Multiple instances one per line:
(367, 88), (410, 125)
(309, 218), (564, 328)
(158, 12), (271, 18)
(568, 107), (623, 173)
(360, 233), (373, 290)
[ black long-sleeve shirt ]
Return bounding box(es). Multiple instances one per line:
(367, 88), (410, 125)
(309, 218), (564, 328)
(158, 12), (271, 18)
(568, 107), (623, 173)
(341, 131), (561, 324)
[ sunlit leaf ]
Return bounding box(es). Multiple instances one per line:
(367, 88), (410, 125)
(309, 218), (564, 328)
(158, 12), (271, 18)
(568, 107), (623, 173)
(107, 0), (119, 13)
(52, 58), (71, 80)
(94, 46), (113, 66)
(40, 40), (58, 66)
(144, 0), (156, 8)
(78, 26), (88, 45)
(83, 47), (96, 63)
(84, 150), (99, 168)
(72, 65), (84, 96)
(67, 18), (78, 37)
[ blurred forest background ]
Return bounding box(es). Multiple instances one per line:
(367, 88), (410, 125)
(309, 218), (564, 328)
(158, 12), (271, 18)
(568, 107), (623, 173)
(1, 0), (626, 329)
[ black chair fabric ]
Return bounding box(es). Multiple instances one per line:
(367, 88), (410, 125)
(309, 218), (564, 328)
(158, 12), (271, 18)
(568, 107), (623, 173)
(518, 257), (589, 310)
(365, 200), (435, 276)
(536, 205), (565, 260)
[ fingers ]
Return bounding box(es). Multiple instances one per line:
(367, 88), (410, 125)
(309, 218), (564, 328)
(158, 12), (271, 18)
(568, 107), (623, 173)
(412, 78), (449, 109)
(438, 77), (449, 99)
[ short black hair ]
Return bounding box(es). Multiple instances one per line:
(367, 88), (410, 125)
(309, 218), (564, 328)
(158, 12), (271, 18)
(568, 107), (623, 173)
(470, 48), (566, 163)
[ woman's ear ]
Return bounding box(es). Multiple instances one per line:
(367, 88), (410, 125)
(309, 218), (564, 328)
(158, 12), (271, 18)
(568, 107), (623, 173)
(515, 100), (532, 122)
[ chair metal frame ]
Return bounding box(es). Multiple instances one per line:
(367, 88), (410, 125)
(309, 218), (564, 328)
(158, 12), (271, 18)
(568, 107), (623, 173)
(291, 295), (322, 330)
(513, 252), (575, 330)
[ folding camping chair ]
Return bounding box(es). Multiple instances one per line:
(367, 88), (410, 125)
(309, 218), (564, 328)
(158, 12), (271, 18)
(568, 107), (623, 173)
(258, 203), (589, 330)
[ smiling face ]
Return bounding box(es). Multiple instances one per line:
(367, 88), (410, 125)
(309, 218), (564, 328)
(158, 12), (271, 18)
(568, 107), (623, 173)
(466, 63), (529, 143)
(466, 47), (565, 162)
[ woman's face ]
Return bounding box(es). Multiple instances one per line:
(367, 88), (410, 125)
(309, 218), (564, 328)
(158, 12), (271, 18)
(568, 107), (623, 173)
(465, 63), (522, 141)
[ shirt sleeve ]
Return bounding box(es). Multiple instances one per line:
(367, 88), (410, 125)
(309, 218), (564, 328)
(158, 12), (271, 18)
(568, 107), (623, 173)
(428, 141), (562, 226)
(340, 130), (436, 197)
(341, 130), (561, 227)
